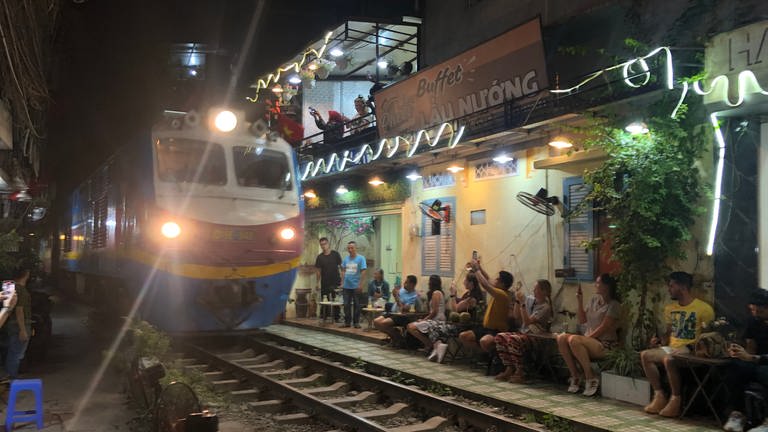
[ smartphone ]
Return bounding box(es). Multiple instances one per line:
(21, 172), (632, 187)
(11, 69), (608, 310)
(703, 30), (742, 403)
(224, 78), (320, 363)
(2, 280), (15, 295)
(308, 107), (317, 113)
(472, 250), (478, 260)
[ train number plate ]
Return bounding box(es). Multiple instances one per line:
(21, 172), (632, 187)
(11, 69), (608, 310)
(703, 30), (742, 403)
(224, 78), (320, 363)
(211, 228), (257, 241)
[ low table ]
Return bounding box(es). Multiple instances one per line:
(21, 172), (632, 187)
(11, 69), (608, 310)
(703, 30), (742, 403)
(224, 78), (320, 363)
(317, 301), (343, 324)
(672, 353), (729, 424)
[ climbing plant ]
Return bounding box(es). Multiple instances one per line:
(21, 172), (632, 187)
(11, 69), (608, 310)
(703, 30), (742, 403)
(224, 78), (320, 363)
(578, 94), (710, 350)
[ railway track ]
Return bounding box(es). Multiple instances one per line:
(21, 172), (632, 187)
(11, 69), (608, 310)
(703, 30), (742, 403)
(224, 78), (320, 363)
(178, 335), (545, 432)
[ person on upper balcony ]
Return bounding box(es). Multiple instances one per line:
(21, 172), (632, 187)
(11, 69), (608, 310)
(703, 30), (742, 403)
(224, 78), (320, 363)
(348, 95), (372, 134)
(309, 107), (348, 143)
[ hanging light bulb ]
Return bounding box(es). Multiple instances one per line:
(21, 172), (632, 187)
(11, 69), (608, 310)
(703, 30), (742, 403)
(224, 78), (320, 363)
(377, 58), (389, 69)
(493, 153), (513, 163)
(288, 74), (301, 84)
(329, 48), (344, 57)
(406, 171), (422, 181)
(625, 121), (649, 135)
(368, 177), (385, 186)
(548, 136), (573, 149)
(446, 164), (464, 173)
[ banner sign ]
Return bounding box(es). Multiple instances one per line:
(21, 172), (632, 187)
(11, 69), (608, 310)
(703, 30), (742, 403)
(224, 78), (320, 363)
(374, 18), (548, 137)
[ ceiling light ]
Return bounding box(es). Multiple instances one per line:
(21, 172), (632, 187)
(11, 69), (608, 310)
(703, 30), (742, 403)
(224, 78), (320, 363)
(406, 171), (422, 181)
(377, 59), (389, 69)
(329, 48), (344, 57)
(548, 136), (573, 149)
(308, 63), (318, 71)
(493, 153), (513, 163)
(303, 189), (317, 199)
(368, 177), (385, 186)
(271, 84), (283, 93)
(625, 121), (649, 135)
(446, 164), (464, 173)
(336, 185), (349, 195)
(288, 74), (301, 84)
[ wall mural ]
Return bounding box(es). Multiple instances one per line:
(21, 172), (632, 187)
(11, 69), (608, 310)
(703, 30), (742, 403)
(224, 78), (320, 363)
(307, 217), (377, 258)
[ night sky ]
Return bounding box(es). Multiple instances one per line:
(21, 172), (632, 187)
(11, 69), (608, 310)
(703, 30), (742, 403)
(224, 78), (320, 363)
(48, 0), (417, 197)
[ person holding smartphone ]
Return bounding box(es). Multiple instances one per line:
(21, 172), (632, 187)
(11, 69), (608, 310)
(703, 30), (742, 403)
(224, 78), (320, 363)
(556, 273), (621, 397)
(719, 288), (768, 432)
(2, 264), (32, 380)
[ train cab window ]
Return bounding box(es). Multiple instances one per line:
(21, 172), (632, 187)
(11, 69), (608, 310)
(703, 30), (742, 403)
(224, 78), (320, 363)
(155, 138), (227, 185)
(233, 146), (292, 190)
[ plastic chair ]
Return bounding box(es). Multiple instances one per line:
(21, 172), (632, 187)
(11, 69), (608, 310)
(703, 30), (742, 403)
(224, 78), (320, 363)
(5, 379), (44, 431)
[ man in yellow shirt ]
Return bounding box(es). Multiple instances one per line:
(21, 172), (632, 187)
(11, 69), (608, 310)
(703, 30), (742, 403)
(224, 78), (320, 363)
(458, 259), (513, 353)
(641, 271), (714, 417)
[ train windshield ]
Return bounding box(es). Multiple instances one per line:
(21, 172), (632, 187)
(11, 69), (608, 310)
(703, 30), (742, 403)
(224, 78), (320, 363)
(233, 146), (292, 190)
(155, 138), (227, 185)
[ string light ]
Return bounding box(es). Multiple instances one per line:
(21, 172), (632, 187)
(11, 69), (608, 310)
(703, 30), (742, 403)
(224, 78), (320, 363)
(300, 122), (466, 180)
(247, 31), (333, 102)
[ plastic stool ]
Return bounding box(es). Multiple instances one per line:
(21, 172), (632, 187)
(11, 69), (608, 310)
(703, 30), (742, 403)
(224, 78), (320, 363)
(5, 379), (44, 431)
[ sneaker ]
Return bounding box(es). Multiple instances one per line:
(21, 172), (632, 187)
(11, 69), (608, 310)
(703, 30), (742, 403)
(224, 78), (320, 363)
(583, 377), (600, 396)
(723, 411), (745, 432)
(435, 342), (449, 363)
(340, 323), (351, 328)
(659, 396), (681, 418)
(353, 323), (362, 329)
(567, 377), (581, 393)
(508, 372), (526, 384)
(427, 349), (438, 362)
(644, 392), (668, 414)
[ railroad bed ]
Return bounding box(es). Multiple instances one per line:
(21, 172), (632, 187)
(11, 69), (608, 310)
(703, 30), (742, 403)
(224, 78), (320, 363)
(178, 335), (544, 432)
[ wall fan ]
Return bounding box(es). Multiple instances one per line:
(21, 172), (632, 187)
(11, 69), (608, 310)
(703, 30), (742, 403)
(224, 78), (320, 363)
(516, 188), (560, 216)
(418, 199), (451, 235)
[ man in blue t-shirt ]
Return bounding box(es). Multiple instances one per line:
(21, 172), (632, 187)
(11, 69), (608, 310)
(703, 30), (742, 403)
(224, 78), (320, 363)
(374, 275), (419, 346)
(340, 241), (367, 328)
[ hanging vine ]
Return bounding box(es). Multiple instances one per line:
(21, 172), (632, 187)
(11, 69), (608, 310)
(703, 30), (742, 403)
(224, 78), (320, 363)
(578, 94), (710, 350)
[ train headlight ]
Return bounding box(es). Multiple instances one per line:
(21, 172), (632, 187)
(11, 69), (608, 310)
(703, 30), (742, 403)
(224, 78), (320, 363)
(279, 227), (296, 240)
(161, 221), (182, 239)
(214, 110), (237, 132)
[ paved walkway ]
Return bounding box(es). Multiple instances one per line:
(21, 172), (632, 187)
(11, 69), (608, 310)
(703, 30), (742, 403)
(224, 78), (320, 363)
(267, 323), (720, 432)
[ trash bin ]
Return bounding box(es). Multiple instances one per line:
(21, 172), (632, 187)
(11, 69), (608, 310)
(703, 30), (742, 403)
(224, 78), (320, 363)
(295, 288), (311, 318)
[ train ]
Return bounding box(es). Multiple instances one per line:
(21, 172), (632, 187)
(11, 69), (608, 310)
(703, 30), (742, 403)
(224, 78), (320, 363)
(58, 108), (304, 332)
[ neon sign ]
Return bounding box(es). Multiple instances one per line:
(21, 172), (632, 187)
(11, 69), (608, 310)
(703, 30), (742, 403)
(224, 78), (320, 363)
(300, 122), (466, 180)
(552, 45), (768, 256)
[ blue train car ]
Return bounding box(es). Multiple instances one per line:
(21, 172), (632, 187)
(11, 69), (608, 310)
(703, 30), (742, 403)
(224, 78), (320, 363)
(59, 109), (303, 332)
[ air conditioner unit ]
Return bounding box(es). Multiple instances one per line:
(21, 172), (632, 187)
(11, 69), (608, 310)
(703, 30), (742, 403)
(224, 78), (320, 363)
(0, 101), (11, 150)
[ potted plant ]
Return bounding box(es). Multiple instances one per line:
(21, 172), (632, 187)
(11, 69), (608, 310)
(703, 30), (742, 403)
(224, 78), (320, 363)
(600, 347), (650, 406)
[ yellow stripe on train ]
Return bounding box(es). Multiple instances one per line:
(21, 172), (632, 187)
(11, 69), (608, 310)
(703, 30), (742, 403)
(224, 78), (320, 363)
(126, 249), (300, 279)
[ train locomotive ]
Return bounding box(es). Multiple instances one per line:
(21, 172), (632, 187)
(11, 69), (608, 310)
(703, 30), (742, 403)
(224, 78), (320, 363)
(59, 109), (303, 332)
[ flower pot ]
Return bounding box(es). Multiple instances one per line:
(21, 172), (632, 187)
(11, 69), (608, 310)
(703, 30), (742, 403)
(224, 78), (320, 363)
(601, 371), (651, 406)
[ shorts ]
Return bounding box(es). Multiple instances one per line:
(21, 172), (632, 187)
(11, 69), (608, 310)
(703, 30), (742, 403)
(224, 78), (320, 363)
(471, 326), (499, 341)
(389, 314), (412, 327)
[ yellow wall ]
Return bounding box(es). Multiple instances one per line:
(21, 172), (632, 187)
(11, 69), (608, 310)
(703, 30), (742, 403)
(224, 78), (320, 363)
(402, 145), (571, 298)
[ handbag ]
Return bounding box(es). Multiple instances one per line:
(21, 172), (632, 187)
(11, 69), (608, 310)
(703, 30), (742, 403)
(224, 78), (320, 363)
(693, 332), (727, 358)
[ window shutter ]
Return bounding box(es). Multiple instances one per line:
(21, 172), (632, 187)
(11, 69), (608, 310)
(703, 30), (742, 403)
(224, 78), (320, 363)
(564, 177), (595, 281)
(91, 165), (110, 249)
(421, 197), (455, 277)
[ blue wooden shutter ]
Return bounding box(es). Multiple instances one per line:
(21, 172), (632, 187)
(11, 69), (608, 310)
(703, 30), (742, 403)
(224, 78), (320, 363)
(421, 197), (456, 277)
(564, 177), (595, 281)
